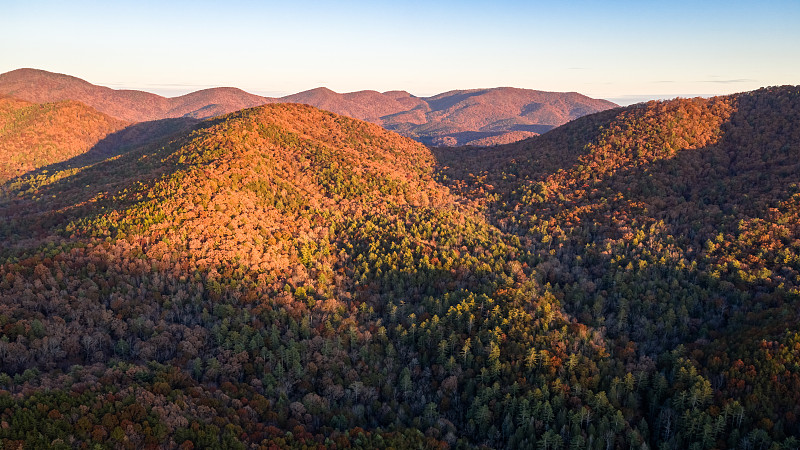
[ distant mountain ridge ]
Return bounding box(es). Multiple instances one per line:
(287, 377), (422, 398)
(0, 69), (270, 122)
(0, 68), (617, 146)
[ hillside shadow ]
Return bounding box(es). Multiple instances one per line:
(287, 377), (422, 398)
(521, 91), (800, 352)
(429, 108), (617, 193)
(12, 117), (200, 181)
(521, 102), (549, 116)
(508, 124), (553, 133)
(430, 88), (800, 359)
(424, 89), (490, 111)
(0, 118), (203, 245)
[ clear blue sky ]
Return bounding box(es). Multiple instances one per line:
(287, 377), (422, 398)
(2, 0), (798, 105)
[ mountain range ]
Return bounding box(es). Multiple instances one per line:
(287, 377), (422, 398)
(1, 84), (799, 448)
(0, 68), (617, 146)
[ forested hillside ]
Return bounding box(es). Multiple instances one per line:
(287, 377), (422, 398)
(0, 69), (272, 123)
(0, 97), (127, 182)
(1, 87), (799, 449)
(437, 86), (800, 447)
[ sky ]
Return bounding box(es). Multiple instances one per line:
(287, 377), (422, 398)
(2, 0), (799, 105)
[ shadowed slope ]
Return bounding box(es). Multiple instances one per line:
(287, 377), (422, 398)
(438, 86), (800, 444)
(0, 97), (128, 182)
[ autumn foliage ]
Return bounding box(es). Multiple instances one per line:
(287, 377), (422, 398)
(0, 97), (127, 182)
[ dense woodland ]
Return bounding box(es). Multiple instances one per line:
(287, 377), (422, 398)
(0, 97), (127, 183)
(0, 87), (799, 449)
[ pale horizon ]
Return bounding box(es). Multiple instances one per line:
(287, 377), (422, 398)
(0, 66), (749, 107)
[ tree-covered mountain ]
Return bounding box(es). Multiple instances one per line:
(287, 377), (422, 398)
(0, 68), (616, 147)
(437, 86), (800, 447)
(1, 87), (799, 449)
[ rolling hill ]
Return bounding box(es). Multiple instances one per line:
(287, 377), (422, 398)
(1, 87), (799, 449)
(0, 68), (616, 147)
(0, 96), (128, 182)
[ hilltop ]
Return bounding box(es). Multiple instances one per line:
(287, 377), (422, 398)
(0, 103), (478, 447)
(0, 68), (616, 146)
(1, 88), (800, 448)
